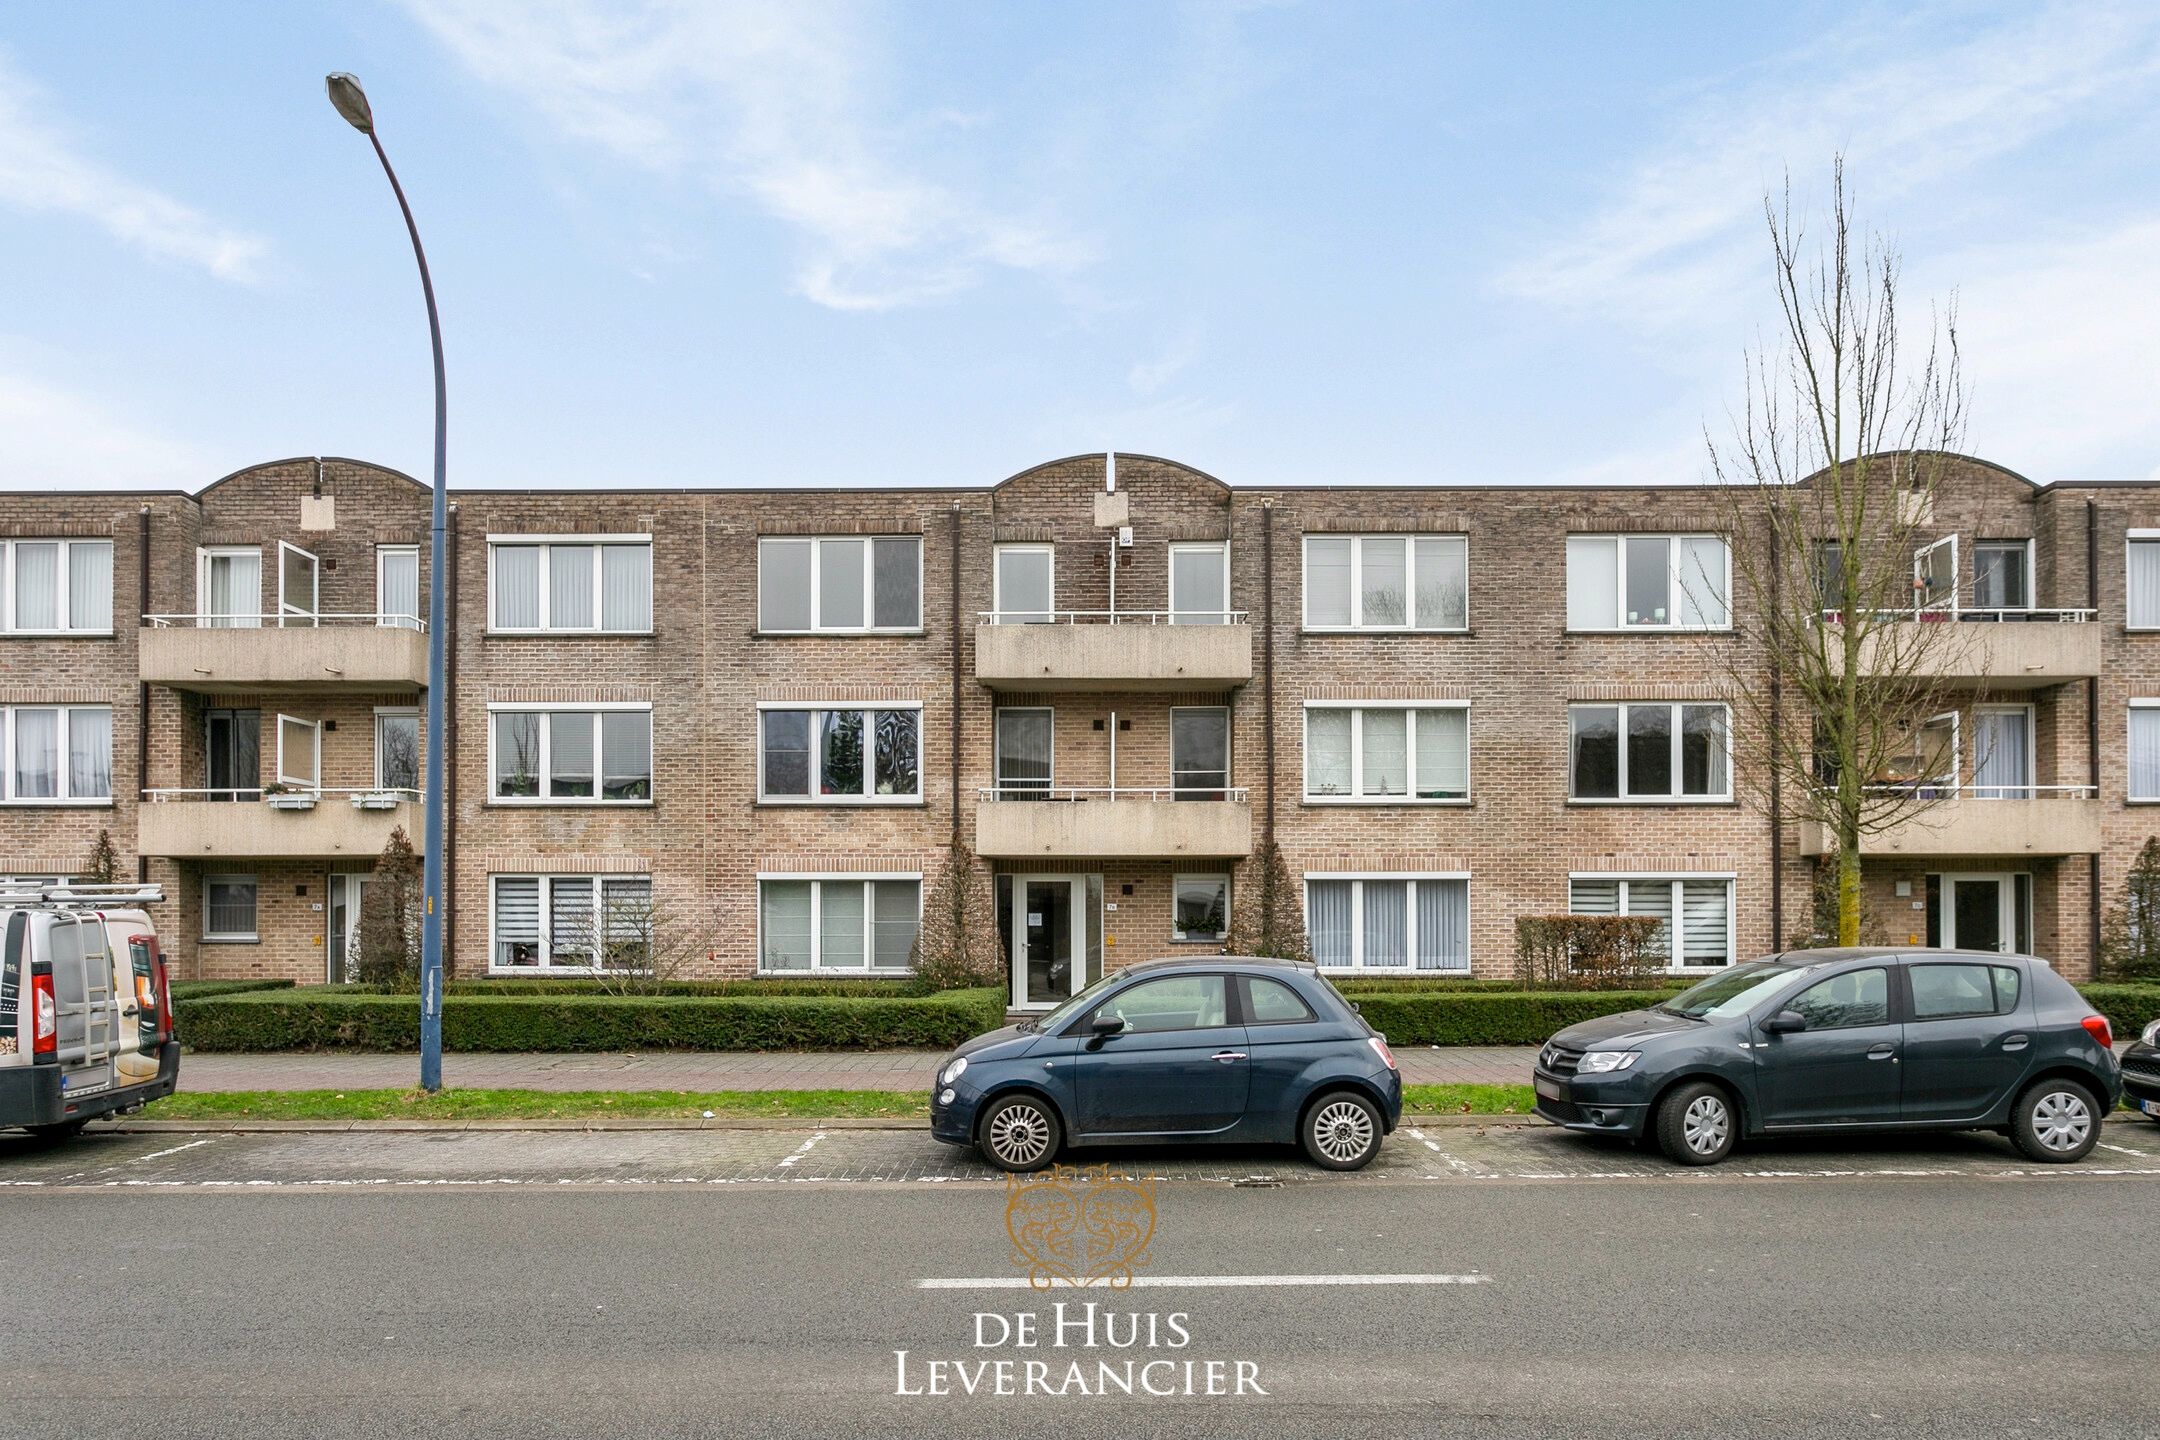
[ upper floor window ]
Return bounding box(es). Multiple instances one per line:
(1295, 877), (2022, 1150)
(992, 544), (1054, 624)
(490, 538), (652, 633)
(2, 540), (112, 635)
(2, 704), (112, 804)
(1168, 543), (1231, 624)
(1566, 534), (1728, 631)
(1569, 702), (1729, 801)
(377, 545), (421, 629)
(490, 706), (654, 803)
(1304, 535), (1467, 631)
(1304, 704), (1469, 803)
(375, 708), (420, 794)
(2131, 701), (2160, 802)
(2129, 534), (2160, 630)
(759, 704), (921, 802)
(1569, 874), (1734, 969)
(759, 536), (921, 633)
(1972, 540), (2031, 611)
(199, 546), (262, 628)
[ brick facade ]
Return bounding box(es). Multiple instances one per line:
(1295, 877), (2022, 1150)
(4, 450), (2151, 995)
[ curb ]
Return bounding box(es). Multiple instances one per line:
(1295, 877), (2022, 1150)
(97, 1111), (1546, 1135)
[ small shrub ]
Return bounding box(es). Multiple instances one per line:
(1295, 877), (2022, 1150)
(2100, 838), (2160, 983)
(1513, 916), (1667, 990)
(909, 842), (1004, 991)
(353, 827), (421, 988)
(1224, 839), (1310, 962)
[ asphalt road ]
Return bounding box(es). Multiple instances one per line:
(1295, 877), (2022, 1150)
(5, 1123), (2158, 1439)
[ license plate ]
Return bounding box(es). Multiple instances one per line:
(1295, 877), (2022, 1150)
(2142, 1099), (2160, 1119)
(1534, 1076), (1564, 1103)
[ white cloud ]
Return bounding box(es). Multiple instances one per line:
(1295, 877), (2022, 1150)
(0, 50), (269, 283)
(0, 368), (210, 489)
(401, 0), (1090, 310)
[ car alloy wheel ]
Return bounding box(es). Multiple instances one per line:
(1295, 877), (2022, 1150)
(1682, 1094), (1730, 1156)
(1655, 1080), (1737, 1165)
(2031, 1089), (2093, 1153)
(1309, 1097), (1378, 1167)
(983, 1099), (1055, 1171)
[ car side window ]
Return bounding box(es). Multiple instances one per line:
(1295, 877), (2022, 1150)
(1784, 967), (1889, 1030)
(1093, 975), (1229, 1033)
(1245, 976), (1315, 1024)
(1909, 963), (2009, 1021)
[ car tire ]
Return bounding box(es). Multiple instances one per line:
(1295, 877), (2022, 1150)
(976, 1093), (1062, 1173)
(1655, 1081), (1737, 1166)
(25, 1118), (89, 1140)
(1300, 1089), (1384, 1171)
(2009, 1078), (2100, 1164)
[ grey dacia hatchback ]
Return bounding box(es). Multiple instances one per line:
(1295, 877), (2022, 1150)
(1534, 948), (2122, 1165)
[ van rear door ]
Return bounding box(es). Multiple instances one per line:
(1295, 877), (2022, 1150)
(48, 915), (118, 1101)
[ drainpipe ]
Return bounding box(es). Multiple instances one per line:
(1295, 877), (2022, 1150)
(1767, 518), (1784, 945)
(949, 504), (963, 847)
(2087, 499), (2101, 973)
(135, 505), (152, 885)
(443, 502), (460, 975)
(1261, 500), (1277, 848)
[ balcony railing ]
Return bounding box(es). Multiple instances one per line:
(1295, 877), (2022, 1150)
(145, 611), (426, 631)
(973, 786), (1253, 859)
(138, 613), (430, 691)
(137, 788), (421, 859)
(1799, 785), (2100, 858)
(1816, 608), (2102, 687)
(980, 610), (1248, 625)
(974, 614), (1254, 690)
(1814, 607), (2095, 625)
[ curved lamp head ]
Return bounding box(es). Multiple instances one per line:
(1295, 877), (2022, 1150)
(325, 73), (374, 134)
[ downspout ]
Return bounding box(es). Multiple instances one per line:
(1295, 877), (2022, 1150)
(443, 502), (460, 975)
(2087, 499), (2102, 973)
(949, 504), (963, 847)
(135, 505), (151, 886)
(1261, 500), (1277, 848)
(1767, 518), (1784, 946)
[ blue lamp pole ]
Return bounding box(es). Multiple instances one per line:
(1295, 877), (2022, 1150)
(326, 73), (448, 1092)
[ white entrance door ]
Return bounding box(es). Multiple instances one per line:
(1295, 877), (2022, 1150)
(1011, 874), (1089, 1010)
(326, 874), (372, 983)
(1938, 872), (2026, 954)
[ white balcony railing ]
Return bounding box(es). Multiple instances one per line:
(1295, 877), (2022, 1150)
(144, 611), (426, 631)
(143, 787), (422, 809)
(1814, 607), (2095, 625)
(979, 610), (1248, 625)
(977, 785), (1251, 802)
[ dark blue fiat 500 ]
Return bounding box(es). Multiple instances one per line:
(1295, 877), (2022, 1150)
(930, 957), (1403, 1172)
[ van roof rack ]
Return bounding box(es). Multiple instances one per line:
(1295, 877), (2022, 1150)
(0, 882), (165, 909)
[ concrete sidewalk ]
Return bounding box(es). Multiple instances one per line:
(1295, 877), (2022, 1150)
(174, 1045), (1538, 1092)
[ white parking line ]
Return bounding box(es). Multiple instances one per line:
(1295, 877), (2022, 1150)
(776, 1132), (827, 1169)
(915, 1273), (1491, 1290)
(130, 1138), (218, 1163)
(2095, 1142), (2152, 1158)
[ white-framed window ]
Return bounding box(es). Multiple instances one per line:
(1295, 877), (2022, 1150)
(758, 704), (922, 802)
(1569, 874), (1735, 970)
(991, 543), (1055, 624)
(2129, 533), (2160, 630)
(1172, 874), (1230, 942)
(2, 705), (113, 804)
(274, 714), (321, 791)
(2, 539), (112, 635)
(1305, 874), (1470, 972)
(1972, 540), (2032, 611)
(1303, 703), (1470, 802)
(376, 544), (421, 629)
(277, 542), (319, 627)
(1971, 704), (2034, 800)
(488, 705), (654, 803)
(374, 707), (421, 794)
(488, 536), (652, 633)
(2131, 701), (2160, 802)
(1303, 534), (1468, 631)
(198, 546), (263, 628)
(993, 707), (1053, 796)
(757, 875), (922, 972)
(1167, 542), (1230, 624)
(490, 873), (654, 970)
(758, 536), (922, 633)
(1568, 702), (1731, 802)
(203, 874), (259, 942)
(1565, 534), (1729, 631)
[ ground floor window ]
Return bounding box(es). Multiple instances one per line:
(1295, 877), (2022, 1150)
(203, 874), (258, 941)
(1306, 875), (1469, 971)
(758, 876), (921, 973)
(1568, 875), (1733, 969)
(1172, 874), (1229, 942)
(491, 874), (654, 970)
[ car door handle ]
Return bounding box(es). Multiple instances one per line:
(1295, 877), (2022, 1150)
(2002, 1034), (2030, 1052)
(1211, 1051), (1247, 1063)
(1866, 1045), (1897, 1060)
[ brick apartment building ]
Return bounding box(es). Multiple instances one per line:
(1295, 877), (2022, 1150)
(3, 450), (2154, 1006)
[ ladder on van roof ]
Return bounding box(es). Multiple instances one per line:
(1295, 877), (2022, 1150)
(0, 882), (164, 909)
(74, 914), (118, 1071)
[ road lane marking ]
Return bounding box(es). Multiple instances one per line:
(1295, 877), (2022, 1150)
(131, 1138), (218, 1163)
(776, 1132), (827, 1169)
(915, 1273), (1491, 1290)
(2096, 1142), (2151, 1157)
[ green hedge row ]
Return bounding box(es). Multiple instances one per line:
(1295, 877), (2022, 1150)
(327, 978), (928, 998)
(1336, 988), (1680, 1046)
(168, 979), (296, 1001)
(1328, 976), (1687, 995)
(2084, 985), (2160, 1038)
(174, 987), (1005, 1053)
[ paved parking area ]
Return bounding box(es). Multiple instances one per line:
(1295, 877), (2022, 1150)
(172, 1045), (1542, 1092)
(8, 1112), (2158, 1191)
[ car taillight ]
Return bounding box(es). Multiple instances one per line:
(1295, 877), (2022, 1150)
(156, 957), (173, 1042)
(2082, 1015), (2113, 1050)
(32, 973), (56, 1055)
(1368, 1035), (1397, 1071)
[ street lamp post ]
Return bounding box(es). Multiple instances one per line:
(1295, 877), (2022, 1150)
(326, 73), (448, 1092)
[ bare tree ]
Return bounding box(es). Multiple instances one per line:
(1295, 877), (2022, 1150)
(909, 841), (1004, 991)
(1708, 158), (1984, 946)
(556, 881), (719, 995)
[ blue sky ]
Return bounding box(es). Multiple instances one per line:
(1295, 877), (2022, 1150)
(2, 1), (2156, 493)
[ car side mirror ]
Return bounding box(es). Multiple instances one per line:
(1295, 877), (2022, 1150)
(1762, 1010), (1807, 1036)
(1090, 1015), (1127, 1038)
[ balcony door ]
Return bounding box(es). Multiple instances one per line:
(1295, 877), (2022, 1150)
(1913, 536), (1959, 618)
(994, 708), (1053, 799)
(200, 547), (262, 628)
(1170, 707), (1229, 800)
(1168, 543), (1228, 624)
(1972, 706), (2033, 800)
(278, 542), (320, 627)
(205, 708), (261, 801)
(994, 545), (1054, 624)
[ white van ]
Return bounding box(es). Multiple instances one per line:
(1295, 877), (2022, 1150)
(1, 883), (179, 1137)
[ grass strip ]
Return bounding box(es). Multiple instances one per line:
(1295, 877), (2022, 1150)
(1402, 1083), (1535, 1115)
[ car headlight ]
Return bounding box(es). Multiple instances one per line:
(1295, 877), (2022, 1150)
(1577, 1051), (1640, 1075)
(2144, 1019), (2160, 1047)
(939, 1056), (969, 1086)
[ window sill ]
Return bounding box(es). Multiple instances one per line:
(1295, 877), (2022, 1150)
(486, 799), (656, 808)
(1316, 966), (1472, 977)
(1, 631), (116, 640)
(0, 799), (115, 808)
(752, 968), (916, 978)
(1565, 798), (1736, 807)
(483, 629), (656, 639)
(755, 798), (927, 808)
(753, 629), (928, 640)
(1300, 627), (1473, 637)
(1167, 935), (1228, 946)
(1564, 627), (1734, 636)
(200, 935), (260, 945)
(1302, 797), (1472, 807)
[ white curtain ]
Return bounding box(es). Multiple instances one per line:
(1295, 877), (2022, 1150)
(761, 881), (813, 970)
(1416, 879), (1469, 971)
(2130, 542), (2160, 629)
(1305, 538), (1352, 626)
(819, 880), (867, 969)
(1414, 536), (1467, 628)
(1678, 536), (1727, 627)
(1683, 704), (1729, 797)
(1566, 536), (1618, 629)
(550, 712), (595, 795)
(1171, 546), (1227, 624)
(1305, 709), (1352, 796)
(493, 546), (540, 628)
(819, 538), (865, 628)
(1625, 879), (1675, 960)
(13, 708), (58, 798)
(1360, 537), (1407, 626)
(1973, 710), (2031, 798)
(602, 544), (651, 631)
(67, 708), (111, 800)
(2133, 710), (2160, 800)
(1308, 880), (1352, 966)
(759, 539), (813, 631)
(68, 542), (111, 631)
(548, 545), (595, 629)
(13, 543), (57, 629)
(1362, 880), (1408, 966)
(206, 552), (261, 628)
(995, 548), (1051, 622)
(379, 548), (420, 628)
(872, 879), (920, 968)
(1414, 708), (1469, 798)
(1362, 710), (1408, 796)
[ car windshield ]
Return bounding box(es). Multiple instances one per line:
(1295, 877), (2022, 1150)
(1030, 969), (1124, 1034)
(1661, 961), (1807, 1020)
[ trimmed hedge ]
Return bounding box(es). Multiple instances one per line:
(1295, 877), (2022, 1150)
(2084, 984), (2160, 1038)
(174, 986), (1005, 1053)
(1330, 976), (1687, 996)
(327, 978), (929, 998)
(1338, 988), (1680, 1046)
(169, 979), (295, 1001)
